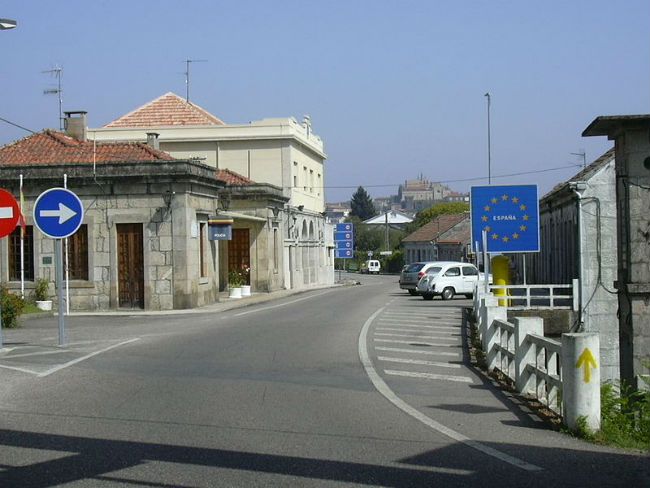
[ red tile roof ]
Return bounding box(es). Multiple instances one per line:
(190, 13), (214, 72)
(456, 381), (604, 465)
(216, 169), (254, 186)
(0, 130), (175, 165)
(105, 92), (225, 128)
(402, 213), (469, 243)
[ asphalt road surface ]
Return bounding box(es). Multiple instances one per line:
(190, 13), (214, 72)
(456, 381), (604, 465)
(0, 274), (646, 487)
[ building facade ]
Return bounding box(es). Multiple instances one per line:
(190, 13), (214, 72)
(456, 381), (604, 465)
(90, 93), (334, 290)
(401, 213), (471, 264)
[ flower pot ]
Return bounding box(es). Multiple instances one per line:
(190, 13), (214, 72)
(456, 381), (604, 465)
(36, 300), (53, 311)
(241, 285), (251, 297)
(229, 287), (242, 299)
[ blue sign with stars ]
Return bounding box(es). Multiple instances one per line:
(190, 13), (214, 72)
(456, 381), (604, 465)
(470, 185), (539, 253)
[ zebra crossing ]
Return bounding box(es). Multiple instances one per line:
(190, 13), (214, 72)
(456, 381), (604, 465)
(371, 305), (473, 384)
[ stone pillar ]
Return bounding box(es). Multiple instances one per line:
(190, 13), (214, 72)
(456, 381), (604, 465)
(561, 333), (600, 432)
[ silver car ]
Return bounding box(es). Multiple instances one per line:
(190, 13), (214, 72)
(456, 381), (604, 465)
(399, 261), (440, 295)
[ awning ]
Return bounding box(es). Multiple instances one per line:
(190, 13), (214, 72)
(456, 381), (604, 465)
(218, 211), (267, 223)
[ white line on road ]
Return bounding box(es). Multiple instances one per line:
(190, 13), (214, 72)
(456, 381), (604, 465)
(377, 356), (461, 368)
(0, 364), (40, 374)
(384, 369), (473, 383)
(359, 308), (543, 472)
(378, 320), (459, 328)
(375, 347), (459, 357)
(374, 338), (459, 348)
(1, 349), (69, 359)
(37, 338), (141, 377)
(375, 333), (457, 341)
(377, 327), (460, 335)
(233, 290), (334, 317)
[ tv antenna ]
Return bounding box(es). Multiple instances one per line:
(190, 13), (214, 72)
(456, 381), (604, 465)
(43, 65), (63, 130)
(570, 149), (586, 169)
(184, 59), (207, 103)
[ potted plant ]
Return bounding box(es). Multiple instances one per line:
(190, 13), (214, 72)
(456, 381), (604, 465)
(240, 266), (251, 297)
(34, 278), (52, 311)
(228, 270), (243, 299)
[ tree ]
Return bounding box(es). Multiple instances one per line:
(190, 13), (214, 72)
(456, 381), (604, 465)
(349, 186), (377, 221)
(405, 201), (470, 233)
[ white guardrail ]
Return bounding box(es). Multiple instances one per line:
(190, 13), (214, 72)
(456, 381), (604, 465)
(473, 286), (600, 432)
(487, 279), (579, 311)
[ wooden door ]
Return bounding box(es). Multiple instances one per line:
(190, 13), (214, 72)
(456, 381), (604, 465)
(117, 223), (144, 309)
(228, 228), (250, 282)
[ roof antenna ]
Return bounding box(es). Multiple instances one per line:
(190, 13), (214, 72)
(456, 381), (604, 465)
(43, 65), (63, 130)
(184, 59), (207, 103)
(570, 149), (586, 169)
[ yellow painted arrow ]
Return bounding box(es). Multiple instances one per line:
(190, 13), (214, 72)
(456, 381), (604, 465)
(575, 348), (598, 383)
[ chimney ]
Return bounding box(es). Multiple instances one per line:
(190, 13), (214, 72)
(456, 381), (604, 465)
(146, 132), (160, 150)
(63, 111), (87, 141)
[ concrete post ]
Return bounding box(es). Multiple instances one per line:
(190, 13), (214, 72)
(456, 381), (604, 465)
(561, 333), (600, 432)
(483, 295), (507, 372)
(514, 317), (544, 394)
(479, 294), (493, 350)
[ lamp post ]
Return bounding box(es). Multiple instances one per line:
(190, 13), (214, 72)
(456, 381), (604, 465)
(0, 18), (17, 30)
(484, 92), (492, 185)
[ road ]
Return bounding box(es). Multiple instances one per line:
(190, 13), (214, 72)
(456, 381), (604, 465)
(0, 274), (646, 487)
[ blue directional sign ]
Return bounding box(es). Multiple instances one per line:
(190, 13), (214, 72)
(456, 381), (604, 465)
(334, 222), (354, 259)
(33, 188), (84, 239)
(471, 185), (539, 253)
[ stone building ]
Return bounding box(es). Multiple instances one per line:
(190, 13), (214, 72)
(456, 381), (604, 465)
(90, 92), (334, 290)
(401, 213), (471, 264)
(512, 148), (620, 382)
(584, 115), (650, 388)
(0, 124), (224, 311)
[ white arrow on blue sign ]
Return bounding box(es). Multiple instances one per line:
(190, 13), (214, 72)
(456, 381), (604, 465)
(33, 188), (84, 239)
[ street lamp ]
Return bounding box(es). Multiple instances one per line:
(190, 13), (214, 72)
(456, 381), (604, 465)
(0, 18), (17, 30)
(484, 92), (492, 185)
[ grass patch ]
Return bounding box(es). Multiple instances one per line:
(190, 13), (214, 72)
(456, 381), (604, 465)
(22, 302), (44, 314)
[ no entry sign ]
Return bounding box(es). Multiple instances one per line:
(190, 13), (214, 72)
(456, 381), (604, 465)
(0, 188), (20, 238)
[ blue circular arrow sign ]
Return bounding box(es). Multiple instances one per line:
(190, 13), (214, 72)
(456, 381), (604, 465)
(33, 188), (84, 239)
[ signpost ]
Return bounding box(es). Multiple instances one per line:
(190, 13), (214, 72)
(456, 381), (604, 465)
(0, 189), (21, 349)
(334, 223), (354, 279)
(33, 188), (84, 346)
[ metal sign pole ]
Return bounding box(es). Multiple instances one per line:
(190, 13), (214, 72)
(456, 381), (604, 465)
(55, 239), (66, 345)
(482, 230), (490, 294)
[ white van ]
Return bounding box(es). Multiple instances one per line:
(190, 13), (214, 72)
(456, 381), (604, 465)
(415, 262), (480, 300)
(362, 260), (381, 274)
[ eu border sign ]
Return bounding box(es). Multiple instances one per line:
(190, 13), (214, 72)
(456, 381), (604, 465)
(470, 185), (539, 253)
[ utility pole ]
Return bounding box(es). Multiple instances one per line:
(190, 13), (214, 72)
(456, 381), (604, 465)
(43, 65), (63, 130)
(184, 59), (207, 103)
(484, 92), (492, 184)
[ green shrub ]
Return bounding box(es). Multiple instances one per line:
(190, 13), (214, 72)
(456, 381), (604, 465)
(33, 277), (50, 301)
(0, 284), (26, 329)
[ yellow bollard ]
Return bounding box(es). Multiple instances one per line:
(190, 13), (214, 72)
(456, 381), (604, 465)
(491, 255), (511, 306)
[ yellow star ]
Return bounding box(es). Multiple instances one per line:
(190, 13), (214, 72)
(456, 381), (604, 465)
(484, 226), (491, 232)
(491, 197), (498, 204)
(491, 233), (499, 240)
(512, 233), (520, 239)
(511, 197), (519, 204)
(520, 204), (527, 211)
(484, 205), (491, 212)
(523, 215), (529, 221)
(520, 225), (527, 231)
(481, 215), (488, 222)
(502, 236), (510, 242)
(501, 194), (509, 201)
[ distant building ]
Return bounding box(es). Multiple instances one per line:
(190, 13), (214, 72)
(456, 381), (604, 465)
(401, 213), (471, 263)
(443, 191), (470, 203)
(397, 175), (461, 212)
(325, 202), (351, 223)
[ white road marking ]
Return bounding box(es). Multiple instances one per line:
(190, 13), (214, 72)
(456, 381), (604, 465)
(37, 338), (140, 377)
(377, 327), (460, 335)
(0, 364), (40, 374)
(375, 333), (457, 341)
(374, 338), (459, 348)
(377, 356), (461, 368)
(1, 349), (69, 359)
(360, 307), (543, 472)
(385, 369), (473, 383)
(233, 290), (334, 317)
(375, 346), (459, 357)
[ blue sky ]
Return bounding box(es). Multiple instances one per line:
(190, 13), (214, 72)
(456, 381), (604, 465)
(1, 1), (648, 202)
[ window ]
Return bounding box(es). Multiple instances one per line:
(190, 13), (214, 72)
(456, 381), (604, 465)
(462, 266), (478, 276)
(303, 166), (308, 191)
(8, 225), (34, 281)
(67, 224), (88, 280)
(293, 162), (298, 188)
(310, 169), (314, 193)
(444, 267), (460, 277)
(199, 222), (207, 277)
(317, 174), (321, 195)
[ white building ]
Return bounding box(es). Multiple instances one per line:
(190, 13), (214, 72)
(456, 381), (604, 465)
(91, 92), (334, 290)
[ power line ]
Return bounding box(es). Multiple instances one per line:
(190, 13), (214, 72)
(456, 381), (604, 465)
(0, 116), (36, 134)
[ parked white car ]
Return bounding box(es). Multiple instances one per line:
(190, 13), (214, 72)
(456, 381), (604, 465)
(416, 262), (483, 300)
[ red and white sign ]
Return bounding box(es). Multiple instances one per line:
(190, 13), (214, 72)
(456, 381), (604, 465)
(0, 188), (20, 238)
